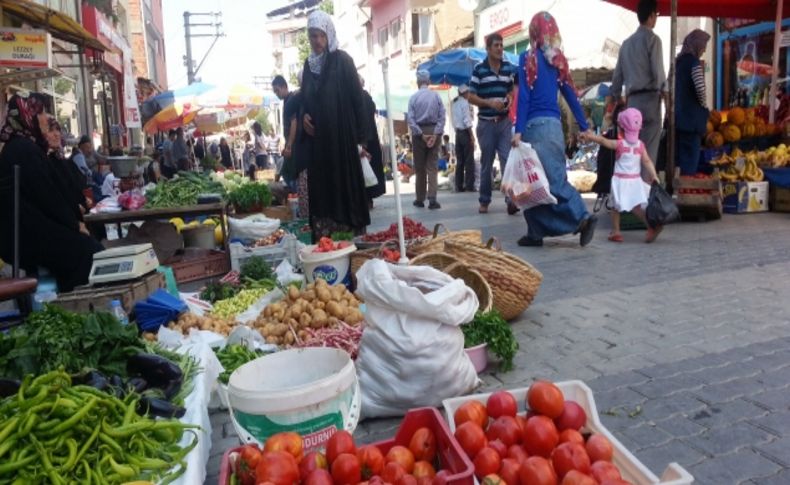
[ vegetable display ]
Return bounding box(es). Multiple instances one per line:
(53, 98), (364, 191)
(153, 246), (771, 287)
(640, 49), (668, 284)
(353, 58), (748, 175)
(214, 345), (267, 384)
(210, 288), (271, 320)
(145, 171), (225, 208)
(253, 279), (363, 345)
(240, 256), (275, 282)
(314, 237), (353, 253)
(293, 321), (363, 359)
(362, 217), (431, 242)
(462, 311), (519, 372)
(168, 313), (236, 336)
(227, 182), (273, 213)
(0, 369), (198, 484)
(253, 229), (287, 247)
(199, 281), (241, 303)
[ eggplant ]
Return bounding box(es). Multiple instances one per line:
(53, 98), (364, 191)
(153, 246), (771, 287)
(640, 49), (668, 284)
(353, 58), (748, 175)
(127, 354), (183, 388)
(110, 375), (124, 388)
(0, 378), (21, 398)
(75, 370), (109, 391)
(161, 379), (182, 401)
(110, 375), (125, 398)
(126, 377), (149, 394)
(137, 396), (186, 418)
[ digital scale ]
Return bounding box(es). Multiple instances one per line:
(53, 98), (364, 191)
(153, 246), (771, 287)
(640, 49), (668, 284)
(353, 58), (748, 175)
(89, 243), (160, 285)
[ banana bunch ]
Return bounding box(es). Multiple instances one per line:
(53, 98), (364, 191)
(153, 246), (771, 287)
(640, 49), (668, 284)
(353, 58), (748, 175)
(743, 157), (765, 181)
(719, 165), (742, 181)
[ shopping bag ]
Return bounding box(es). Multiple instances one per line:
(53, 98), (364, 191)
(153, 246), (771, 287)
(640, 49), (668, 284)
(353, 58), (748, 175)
(359, 146), (378, 188)
(645, 182), (680, 228)
(501, 142), (557, 209)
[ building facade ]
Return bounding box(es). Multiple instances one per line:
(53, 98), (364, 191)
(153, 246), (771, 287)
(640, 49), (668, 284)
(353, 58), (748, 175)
(265, 0), (322, 86)
(128, 0), (167, 91)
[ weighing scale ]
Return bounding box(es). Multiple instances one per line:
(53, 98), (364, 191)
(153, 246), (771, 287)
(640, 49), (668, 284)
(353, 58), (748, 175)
(89, 243), (160, 285)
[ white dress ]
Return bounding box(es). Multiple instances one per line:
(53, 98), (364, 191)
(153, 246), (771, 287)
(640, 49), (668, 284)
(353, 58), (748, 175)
(610, 139), (650, 211)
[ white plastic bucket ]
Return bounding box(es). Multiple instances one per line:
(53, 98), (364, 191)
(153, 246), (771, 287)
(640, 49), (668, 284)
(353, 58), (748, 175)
(227, 347), (361, 452)
(299, 244), (356, 286)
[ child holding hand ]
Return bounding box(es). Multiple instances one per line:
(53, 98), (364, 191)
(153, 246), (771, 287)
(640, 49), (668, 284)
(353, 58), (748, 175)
(582, 108), (663, 243)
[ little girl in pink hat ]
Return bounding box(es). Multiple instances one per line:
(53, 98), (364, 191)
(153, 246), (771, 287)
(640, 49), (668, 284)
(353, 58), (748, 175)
(583, 108), (662, 243)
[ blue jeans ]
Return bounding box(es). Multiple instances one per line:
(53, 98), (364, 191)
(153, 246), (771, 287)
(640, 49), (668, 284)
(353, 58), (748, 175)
(476, 118), (512, 205)
(521, 117), (589, 240)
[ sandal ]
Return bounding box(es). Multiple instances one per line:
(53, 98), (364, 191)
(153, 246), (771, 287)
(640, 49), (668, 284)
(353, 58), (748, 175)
(645, 225), (663, 243)
(607, 234), (624, 243)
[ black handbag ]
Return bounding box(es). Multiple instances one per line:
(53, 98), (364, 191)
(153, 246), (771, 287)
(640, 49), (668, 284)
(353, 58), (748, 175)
(645, 182), (680, 228)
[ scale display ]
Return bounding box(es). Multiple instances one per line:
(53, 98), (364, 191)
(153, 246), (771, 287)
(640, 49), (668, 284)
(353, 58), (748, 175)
(88, 243), (159, 285)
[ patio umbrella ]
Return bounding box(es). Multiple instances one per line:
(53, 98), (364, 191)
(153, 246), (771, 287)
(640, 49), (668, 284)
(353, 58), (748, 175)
(141, 82), (214, 123)
(193, 108), (259, 134)
(143, 102), (201, 134)
(197, 84), (265, 109)
(580, 82), (612, 103)
(417, 48), (520, 86)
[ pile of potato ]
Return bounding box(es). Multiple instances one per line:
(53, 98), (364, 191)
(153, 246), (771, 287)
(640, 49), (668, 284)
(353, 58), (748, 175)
(167, 312), (236, 335)
(253, 278), (363, 345)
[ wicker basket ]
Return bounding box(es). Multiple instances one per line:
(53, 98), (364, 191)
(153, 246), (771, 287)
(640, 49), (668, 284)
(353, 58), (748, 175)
(408, 252), (460, 272)
(350, 240), (415, 275)
(443, 262), (493, 313)
(410, 223), (482, 255)
(444, 238), (542, 320)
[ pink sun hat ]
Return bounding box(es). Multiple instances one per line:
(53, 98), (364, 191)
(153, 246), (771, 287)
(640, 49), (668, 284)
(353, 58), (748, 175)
(617, 108), (643, 144)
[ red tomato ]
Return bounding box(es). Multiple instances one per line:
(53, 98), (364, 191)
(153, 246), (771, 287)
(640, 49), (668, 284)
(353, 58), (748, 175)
(326, 431), (357, 465)
(473, 447), (502, 479)
(554, 401), (587, 432)
(409, 427), (437, 462)
(487, 416), (522, 447)
(299, 451), (328, 480)
(519, 456), (558, 485)
(413, 461), (437, 479)
(560, 470), (596, 485)
(382, 462), (407, 484)
(498, 458), (522, 485)
(417, 477), (434, 485)
(331, 453), (362, 485)
(523, 416), (559, 458)
(487, 391), (518, 419)
(454, 421), (488, 458)
(255, 450), (299, 485)
(264, 432), (304, 462)
(238, 444), (262, 485)
(432, 469), (451, 485)
(357, 446), (385, 480)
(488, 439), (508, 458)
(558, 430), (584, 446)
(586, 435), (614, 463)
(368, 476), (387, 485)
(397, 475), (418, 485)
(551, 442), (591, 480)
(506, 444), (529, 463)
(527, 381), (565, 419)
(481, 474), (506, 485)
(590, 461), (622, 483)
(600, 480), (634, 485)
(386, 445), (416, 473)
(515, 415), (528, 437)
(454, 401), (489, 429)
(303, 469), (333, 485)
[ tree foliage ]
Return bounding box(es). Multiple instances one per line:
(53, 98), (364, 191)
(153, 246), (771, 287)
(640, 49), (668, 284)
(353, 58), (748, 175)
(295, 1), (335, 68)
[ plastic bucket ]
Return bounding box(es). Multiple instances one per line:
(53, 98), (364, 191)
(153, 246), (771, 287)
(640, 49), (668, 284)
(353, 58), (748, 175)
(464, 343), (488, 374)
(227, 347), (361, 452)
(182, 225), (215, 249)
(299, 244), (356, 286)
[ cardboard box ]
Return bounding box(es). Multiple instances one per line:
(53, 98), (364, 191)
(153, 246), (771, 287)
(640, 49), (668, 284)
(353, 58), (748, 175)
(721, 181), (769, 213)
(770, 185), (790, 212)
(53, 271), (165, 314)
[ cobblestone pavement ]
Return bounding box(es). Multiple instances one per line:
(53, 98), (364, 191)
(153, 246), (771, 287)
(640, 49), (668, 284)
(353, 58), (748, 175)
(205, 189), (790, 484)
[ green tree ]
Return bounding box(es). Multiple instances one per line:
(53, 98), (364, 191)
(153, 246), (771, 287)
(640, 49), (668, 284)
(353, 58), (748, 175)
(54, 78), (73, 96)
(295, 1), (335, 67)
(254, 111), (273, 134)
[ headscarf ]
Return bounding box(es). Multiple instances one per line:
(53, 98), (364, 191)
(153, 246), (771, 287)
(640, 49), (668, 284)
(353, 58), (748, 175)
(617, 108), (643, 144)
(0, 93), (48, 150)
(526, 12), (574, 90)
(45, 115), (64, 159)
(679, 29), (710, 58)
(306, 11), (338, 75)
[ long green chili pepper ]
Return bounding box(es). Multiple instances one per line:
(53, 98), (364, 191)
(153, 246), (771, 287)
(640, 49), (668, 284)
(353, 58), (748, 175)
(0, 455), (36, 476)
(40, 396), (96, 437)
(0, 417), (19, 444)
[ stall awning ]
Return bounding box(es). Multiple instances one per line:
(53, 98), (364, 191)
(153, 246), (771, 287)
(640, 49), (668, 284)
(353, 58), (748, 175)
(0, 0), (106, 52)
(604, 0), (790, 21)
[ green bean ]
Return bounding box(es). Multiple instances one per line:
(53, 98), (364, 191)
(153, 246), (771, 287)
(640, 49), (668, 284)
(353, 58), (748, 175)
(0, 438), (16, 460)
(108, 456), (135, 479)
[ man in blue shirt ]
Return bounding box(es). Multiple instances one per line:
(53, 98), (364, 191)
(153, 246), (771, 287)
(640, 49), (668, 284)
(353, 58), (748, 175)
(468, 33), (519, 215)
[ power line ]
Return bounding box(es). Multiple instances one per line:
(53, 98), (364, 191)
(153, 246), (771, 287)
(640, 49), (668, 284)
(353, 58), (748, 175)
(183, 11), (225, 85)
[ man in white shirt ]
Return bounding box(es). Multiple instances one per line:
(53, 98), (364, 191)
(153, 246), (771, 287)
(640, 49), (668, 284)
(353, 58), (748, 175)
(452, 84), (475, 192)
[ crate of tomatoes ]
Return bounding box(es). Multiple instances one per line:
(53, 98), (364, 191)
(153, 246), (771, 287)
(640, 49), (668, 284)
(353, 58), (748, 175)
(442, 380), (693, 485)
(220, 407), (474, 485)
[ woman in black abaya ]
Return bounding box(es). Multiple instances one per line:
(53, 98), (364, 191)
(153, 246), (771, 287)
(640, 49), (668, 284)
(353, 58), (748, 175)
(300, 11), (370, 239)
(359, 77), (386, 207)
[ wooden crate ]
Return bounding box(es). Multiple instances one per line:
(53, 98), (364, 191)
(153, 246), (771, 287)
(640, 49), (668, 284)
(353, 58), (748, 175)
(164, 249), (230, 283)
(53, 271), (165, 314)
(674, 172), (723, 221)
(770, 185), (790, 212)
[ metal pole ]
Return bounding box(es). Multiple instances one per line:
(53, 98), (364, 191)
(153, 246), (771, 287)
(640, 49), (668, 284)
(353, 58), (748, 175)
(769, 0), (784, 123)
(666, 0), (677, 194)
(184, 11), (194, 84)
(101, 72), (112, 149)
(381, 58), (408, 265)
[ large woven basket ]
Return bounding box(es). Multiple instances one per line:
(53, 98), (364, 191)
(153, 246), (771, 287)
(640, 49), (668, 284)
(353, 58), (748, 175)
(350, 240), (416, 275)
(408, 252), (460, 272)
(410, 223), (482, 255)
(443, 262), (493, 313)
(444, 238), (542, 320)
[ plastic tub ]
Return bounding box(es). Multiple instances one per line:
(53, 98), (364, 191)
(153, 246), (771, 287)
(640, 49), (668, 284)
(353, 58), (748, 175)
(442, 381), (693, 485)
(464, 343), (488, 374)
(227, 347), (361, 453)
(299, 243), (357, 286)
(182, 225), (216, 249)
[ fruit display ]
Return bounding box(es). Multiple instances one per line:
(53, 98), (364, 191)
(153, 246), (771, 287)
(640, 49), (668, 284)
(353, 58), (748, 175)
(709, 147), (767, 182)
(314, 237), (353, 253)
(362, 217), (431, 243)
(252, 278), (363, 345)
(254, 229), (287, 247)
(705, 107), (782, 147)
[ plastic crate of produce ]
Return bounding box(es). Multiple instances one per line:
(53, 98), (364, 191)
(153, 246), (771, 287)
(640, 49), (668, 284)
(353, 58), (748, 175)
(165, 249), (230, 283)
(282, 218), (312, 244)
(229, 234), (300, 272)
(442, 381), (693, 485)
(218, 407), (474, 485)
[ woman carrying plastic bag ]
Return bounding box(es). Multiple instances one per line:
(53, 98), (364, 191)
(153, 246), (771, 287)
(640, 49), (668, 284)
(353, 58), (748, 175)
(501, 142), (557, 210)
(355, 259), (481, 418)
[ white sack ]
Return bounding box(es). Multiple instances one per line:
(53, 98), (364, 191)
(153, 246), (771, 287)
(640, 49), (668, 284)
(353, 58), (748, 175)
(228, 214), (280, 242)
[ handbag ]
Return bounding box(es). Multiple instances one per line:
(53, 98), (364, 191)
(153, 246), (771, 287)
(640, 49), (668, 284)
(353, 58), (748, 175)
(645, 182), (680, 228)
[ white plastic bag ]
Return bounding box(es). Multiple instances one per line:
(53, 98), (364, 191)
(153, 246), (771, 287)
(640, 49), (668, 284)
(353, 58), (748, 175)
(228, 214), (280, 242)
(359, 145), (378, 188)
(355, 259), (481, 418)
(501, 142), (558, 209)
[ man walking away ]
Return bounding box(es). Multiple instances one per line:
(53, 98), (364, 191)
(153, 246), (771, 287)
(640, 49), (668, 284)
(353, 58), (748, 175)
(171, 127), (189, 172)
(452, 84), (475, 192)
(273, 75), (296, 186)
(611, 0), (667, 166)
(161, 129), (177, 178)
(468, 33), (519, 215)
(406, 69), (445, 210)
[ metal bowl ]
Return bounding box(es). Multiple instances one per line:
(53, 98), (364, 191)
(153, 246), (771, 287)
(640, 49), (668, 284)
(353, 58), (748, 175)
(108, 156), (144, 177)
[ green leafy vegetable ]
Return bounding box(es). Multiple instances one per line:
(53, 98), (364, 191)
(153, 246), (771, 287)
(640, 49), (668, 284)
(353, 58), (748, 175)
(144, 171), (225, 208)
(239, 256), (274, 282)
(331, 231), (353, 241)
(226, 182), (272, 212)
(199, 281), (241, 303)
(462, 310), (519, 372)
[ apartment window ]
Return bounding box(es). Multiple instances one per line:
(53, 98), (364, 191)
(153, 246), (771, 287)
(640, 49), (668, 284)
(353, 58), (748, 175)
(279, 32), (287, 47)
(389, 17), (402, 53)
(411, 13), (433, 46)
(378, 27), (389, 57)
(355, 32), (367, 60)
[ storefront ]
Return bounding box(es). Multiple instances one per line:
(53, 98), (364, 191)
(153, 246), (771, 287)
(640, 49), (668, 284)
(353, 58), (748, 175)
(476, 0), (528, 56)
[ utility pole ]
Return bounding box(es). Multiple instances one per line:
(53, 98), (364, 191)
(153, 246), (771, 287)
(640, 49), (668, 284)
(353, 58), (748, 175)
(183, 11), (224, 85)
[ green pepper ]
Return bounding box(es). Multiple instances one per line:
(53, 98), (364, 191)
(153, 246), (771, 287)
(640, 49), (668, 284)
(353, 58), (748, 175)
(0, 417), (19, 444)
(0, 455), (35, 476)
(108, 456), (135, 479)
(40, 396), (96, 437)
(68, 423), (101, 472)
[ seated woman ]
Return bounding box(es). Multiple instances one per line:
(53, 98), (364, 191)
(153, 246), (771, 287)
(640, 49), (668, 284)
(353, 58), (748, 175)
(0, 93), (104, 292)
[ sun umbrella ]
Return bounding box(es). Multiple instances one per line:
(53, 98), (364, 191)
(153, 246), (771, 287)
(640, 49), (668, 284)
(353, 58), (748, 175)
(197, 84), (265, 109)
(141, 82), (214, 123)
(417, 48), (520, 86)
(193, 108), (259, 134)
(143, 102), (201, 134)
(580, 82), (612, 102)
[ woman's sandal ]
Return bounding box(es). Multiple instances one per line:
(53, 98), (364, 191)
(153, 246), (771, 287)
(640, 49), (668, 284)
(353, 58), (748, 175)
(645, 225), (663, 243)
(608, 233), (624, 243)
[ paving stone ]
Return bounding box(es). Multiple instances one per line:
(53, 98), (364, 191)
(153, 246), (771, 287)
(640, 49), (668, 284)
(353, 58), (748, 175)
(637, 392), (707, 421)
(746, 387), (790, 411)
(632, 439), (707, 476)
(750, 410), (790, 436)
(618, 422), (675, 449)
(688, 448), (782, 484)
(689, 399), (770, 428)
(655, 416), (708, 438)
(756, 438), (790, 467)
(683, 422), (775, 455)
(586, 370), (651, 392)
(692, 377), (771, 404)
(752, 468), (790, 485)
(630, 373), (706, 399)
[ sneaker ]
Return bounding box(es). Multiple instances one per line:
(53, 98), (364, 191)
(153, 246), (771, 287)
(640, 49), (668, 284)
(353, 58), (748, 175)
(428, 201), (441, 210)
(517, 235), (543, 247)
(507, 202), (520, 215)
(413, 200), (425, 208)
(579, 215), (598, 247)
(478, 204), (489, 214)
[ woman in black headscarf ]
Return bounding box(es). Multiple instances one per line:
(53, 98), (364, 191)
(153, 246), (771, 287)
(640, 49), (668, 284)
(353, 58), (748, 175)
(0, 93), (103, 292)
(300, 10), (370, 239)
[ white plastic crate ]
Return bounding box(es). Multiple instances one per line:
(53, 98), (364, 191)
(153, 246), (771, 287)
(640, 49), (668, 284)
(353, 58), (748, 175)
(442, 380), (694, 485)
(229, 234), (300, 272)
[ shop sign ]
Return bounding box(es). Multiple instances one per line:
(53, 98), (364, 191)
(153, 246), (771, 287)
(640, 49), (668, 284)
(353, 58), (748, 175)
(0, 29), (51, 69)
(97, 17), (125, 72)
(122, 44), (141, 128)
(478, 0), (524, 39)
